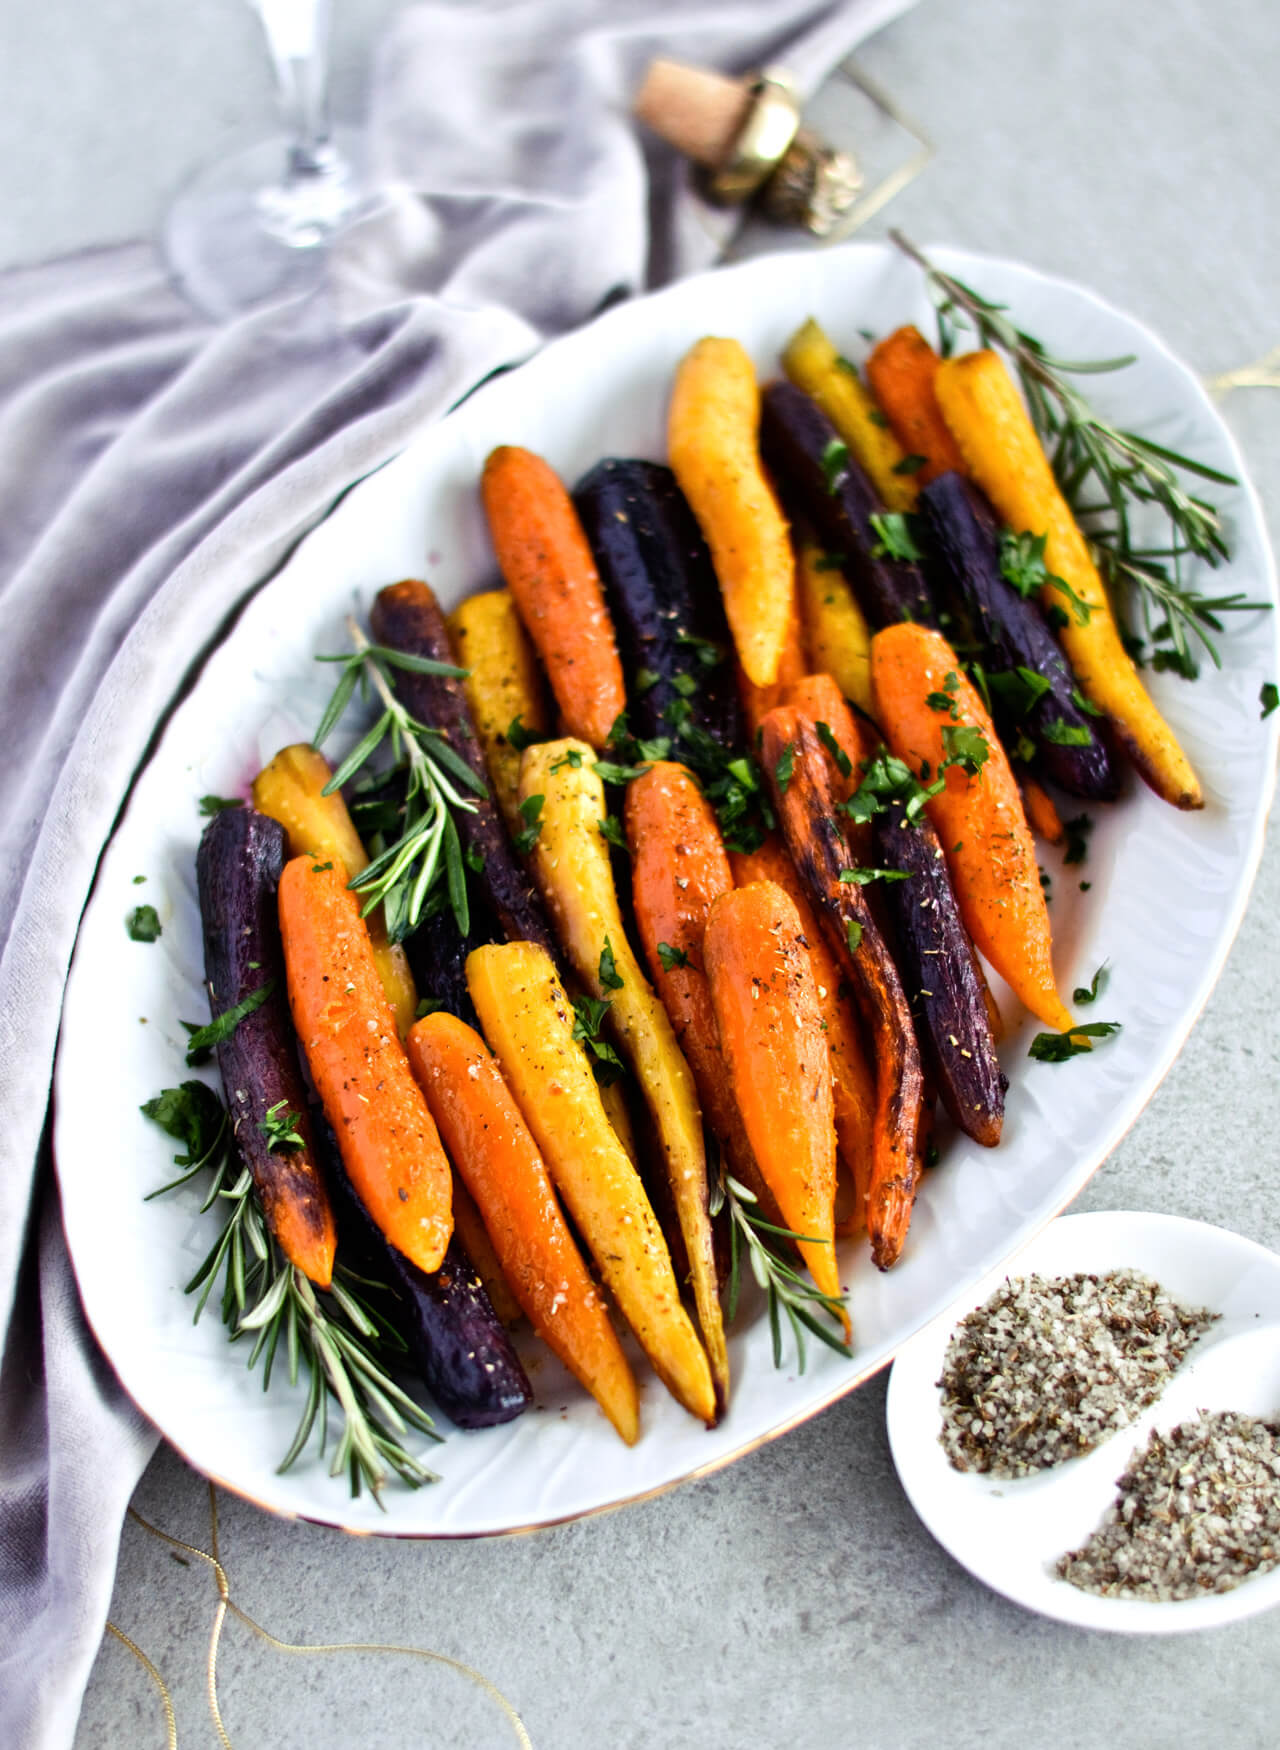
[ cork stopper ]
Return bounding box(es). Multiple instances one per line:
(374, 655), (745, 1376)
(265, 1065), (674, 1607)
(633, 59), (754, 169)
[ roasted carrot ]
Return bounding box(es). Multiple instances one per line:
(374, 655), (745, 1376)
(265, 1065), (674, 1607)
(1021, 773), (1065, 845)
(760, 708), (926, 1270)
(729, 835), (875, 1229)
(480, 445), (625, 750)
(704, 881), (844, 1319)
(668, 336), (795, 688)
(870, 621), (1075, 1033)
(407, 1011), (640, 1444)
(625, 763), (784, 1231)
(934, 350), (1202, 810)
(795, 539), (875, 718)
(781, 318), (918, 511)
(447, 588), (551, 836)
(865, 325), (968, 483)
(467, 941), (716, 1426)
(278, 856), (452, 1274)
(736, 587), (808, 736)
(253, 744), (418, 1037)
(449, 1176), (523, 1328)
(519, 740), (730, 1412)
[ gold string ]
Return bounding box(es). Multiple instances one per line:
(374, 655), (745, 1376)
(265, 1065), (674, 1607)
(111, 1483), (533, 1750)
(103, 1621), (179, 1749)
(1206, 345), (1280, 397)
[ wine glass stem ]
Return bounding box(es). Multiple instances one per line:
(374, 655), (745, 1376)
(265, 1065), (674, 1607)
(255, 0), (334, 172)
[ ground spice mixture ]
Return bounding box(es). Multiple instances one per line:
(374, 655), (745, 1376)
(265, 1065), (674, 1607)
(1058, 1411), (1280, 1599)
(937, 1268), (1216, 1476)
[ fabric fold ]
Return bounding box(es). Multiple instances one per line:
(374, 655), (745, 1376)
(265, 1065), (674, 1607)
(0, 5), (915, 1744)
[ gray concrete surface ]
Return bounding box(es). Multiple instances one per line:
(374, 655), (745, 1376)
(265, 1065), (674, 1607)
(5, 0), (1277, 1744)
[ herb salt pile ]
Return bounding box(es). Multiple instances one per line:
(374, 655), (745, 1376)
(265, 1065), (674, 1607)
(1058, 1412), (1280, 1600)
(938, 1270), (1216, 1476)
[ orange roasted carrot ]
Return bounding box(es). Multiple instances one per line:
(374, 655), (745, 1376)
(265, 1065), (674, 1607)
(704, 881), (844, 1319)
(759, 708), (926, 1270)
(1021, 773), (1065, 846)
(865, 326), (968, 484)
(870, 622), (1074, 1033)
(480, 445), (625, 749)
(625, 763), (784, 1231)
(407, 1012), (640, 1444)
(729, 835), (874, 1232)
(278, 856), (453, 1274)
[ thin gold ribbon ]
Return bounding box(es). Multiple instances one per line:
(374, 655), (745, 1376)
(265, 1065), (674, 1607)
(104, 1482), (533, 1750)
(1206, 345), (1280, 397)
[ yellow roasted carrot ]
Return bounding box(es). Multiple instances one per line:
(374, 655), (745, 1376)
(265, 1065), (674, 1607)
(795, 539), (875, 718)
(782, 318), (918, 511)
(447, 588), (550, 836)
(518, 739), (730, 1412)
(668, 336), (794, 688)
(467, 942), (716, 1427)
(934, 349), (1202, 809)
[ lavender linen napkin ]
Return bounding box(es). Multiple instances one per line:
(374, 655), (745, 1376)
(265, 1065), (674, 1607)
(0, 3), (914, 1743)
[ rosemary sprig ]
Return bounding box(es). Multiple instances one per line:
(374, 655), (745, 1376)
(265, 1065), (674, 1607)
(313, 617), (485, 941)
(709, 1167), (852, 1371)
(142, 1082), (439, 1499)
(890, 231), (1267, 677)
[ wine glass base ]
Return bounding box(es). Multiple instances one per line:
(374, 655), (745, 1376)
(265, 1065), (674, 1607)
(164, 127), (368, 321)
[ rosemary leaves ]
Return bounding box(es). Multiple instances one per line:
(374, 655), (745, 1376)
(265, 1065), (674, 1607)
(891, 231), (1265, 677)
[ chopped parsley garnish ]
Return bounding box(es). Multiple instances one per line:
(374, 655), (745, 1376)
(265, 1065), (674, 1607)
(671, 672), (699, 698)
(570, 994), (625, 1085)
(598, 936), (624, 992)
(813, 552), (848, 573)
(414, 996), (446, 1019)
(132, 874), (147, 885)
(926, 671), (962, 719)
(512, 792), (544, 855)
(773, 741), (796, 794)
(258, 1100), (305, 1153)
(657, 942), (690, 971)
(892, 454), (928, 476)
(506, 715), (538, 753)
(1072, 687), (1104, 718)
(550, 748), (584, 773)
(311, 860), (333, 873)
(845, 918), (863, 954)
(594, 758), (650, 786)
(841, 750), (944, 826)
(464, 843), (486, 875)
(198, 795), (243, 817)
(868, 512), (923, 563)
(598, 814), (628, 852)
(998, 528), (1093, 625)
(1261, 682), (1280, 719)
(634, 667), (661, 695)
(821, 438), (850, 494)
(1042, 719), (1093, 747)
(675, 631), (725, 670)
(816, 720), (852, 778)
(127, 904), (162, 943)
(1073, 962), (1109, 1006)
(182, 981), (275, 1066)
(940, 723), (990, 776)
(1028, 1020), (1121, 1062)
(838, 866), (911, 886)
(986, 665), (1053, 719)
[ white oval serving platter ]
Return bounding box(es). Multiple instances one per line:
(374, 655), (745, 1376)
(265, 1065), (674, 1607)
(54, 240), (1278, 1535)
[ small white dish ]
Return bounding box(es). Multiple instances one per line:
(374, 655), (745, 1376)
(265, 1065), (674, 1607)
(886, 1211), (1280, 1633)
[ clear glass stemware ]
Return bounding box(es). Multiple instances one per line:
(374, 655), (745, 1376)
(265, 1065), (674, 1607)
(164, 0), (368, 319)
